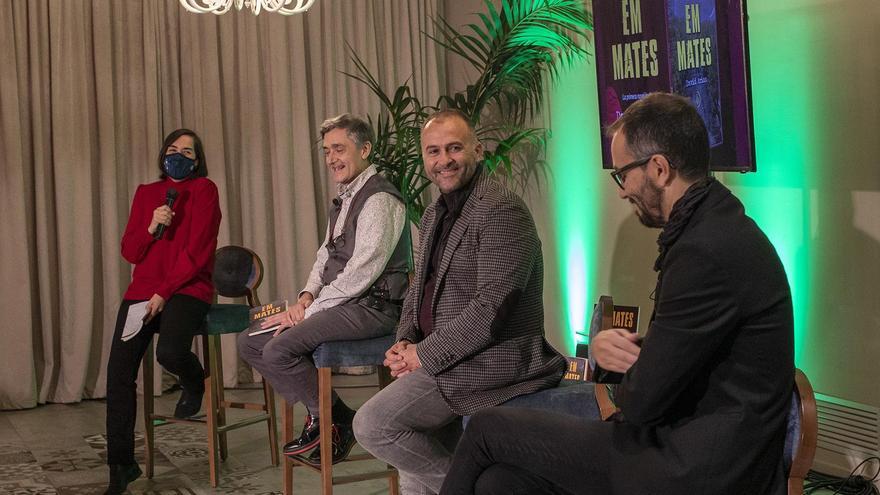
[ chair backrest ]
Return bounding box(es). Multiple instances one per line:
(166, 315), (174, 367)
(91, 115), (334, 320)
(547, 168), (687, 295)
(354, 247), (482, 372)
(786, 368), (818, 495)
(212, 246), (264, 306)
(592, 367), (818, 494)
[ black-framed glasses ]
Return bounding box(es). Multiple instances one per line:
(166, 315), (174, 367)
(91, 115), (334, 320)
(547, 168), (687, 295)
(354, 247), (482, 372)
(610, 156), (653, 189)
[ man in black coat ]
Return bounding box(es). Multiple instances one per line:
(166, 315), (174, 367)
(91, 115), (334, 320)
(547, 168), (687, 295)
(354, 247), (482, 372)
(440, 93), (795, 495)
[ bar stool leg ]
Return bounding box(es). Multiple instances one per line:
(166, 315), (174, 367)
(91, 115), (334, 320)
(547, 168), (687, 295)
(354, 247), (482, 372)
(318, 367), (333, 495)
(264, 381), (280, 466)
(210, 334), (229, 460)
(282, 401), (295, 495)
(203, 335), (220, 487)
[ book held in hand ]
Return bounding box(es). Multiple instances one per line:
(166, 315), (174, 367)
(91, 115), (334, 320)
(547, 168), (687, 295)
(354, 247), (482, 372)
(588, 296), (641, 384)
(248, 299), (288, 336)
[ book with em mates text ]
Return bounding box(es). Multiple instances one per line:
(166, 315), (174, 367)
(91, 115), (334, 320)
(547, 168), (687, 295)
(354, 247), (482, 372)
(248, 299), (288, 336)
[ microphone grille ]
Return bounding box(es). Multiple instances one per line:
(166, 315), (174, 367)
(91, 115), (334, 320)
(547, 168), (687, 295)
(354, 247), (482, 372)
(167, 187), (179, 199)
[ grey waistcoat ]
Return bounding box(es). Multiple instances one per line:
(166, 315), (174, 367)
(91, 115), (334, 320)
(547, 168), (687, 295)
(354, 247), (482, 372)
(321, 173), (410, 302)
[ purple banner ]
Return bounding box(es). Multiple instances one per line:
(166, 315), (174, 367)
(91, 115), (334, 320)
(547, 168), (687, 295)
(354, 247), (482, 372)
(593, 0), (755, 172)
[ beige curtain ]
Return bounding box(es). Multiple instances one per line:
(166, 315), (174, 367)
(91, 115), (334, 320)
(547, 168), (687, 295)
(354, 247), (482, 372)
(0, 0), (443, 410)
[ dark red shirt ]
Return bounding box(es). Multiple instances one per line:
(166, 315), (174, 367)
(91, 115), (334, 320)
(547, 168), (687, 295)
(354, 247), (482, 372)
(121, 176), (221, 303)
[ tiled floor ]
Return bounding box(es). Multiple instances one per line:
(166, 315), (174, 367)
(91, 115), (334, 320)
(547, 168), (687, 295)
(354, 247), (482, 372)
(0, 373), (392, 495)
(1, 375), (838, 495)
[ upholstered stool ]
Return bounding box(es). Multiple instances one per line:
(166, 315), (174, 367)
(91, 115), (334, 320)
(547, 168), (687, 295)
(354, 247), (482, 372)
(142, 246), (279, 487)
(282, 334), (399, 495)
(462, 380), (600, 429)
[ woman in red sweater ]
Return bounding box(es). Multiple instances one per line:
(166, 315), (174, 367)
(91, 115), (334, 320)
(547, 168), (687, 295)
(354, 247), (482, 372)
(104, 129), (221, 494)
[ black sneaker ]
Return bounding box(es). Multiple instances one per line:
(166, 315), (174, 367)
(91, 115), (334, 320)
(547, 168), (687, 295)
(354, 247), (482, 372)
(283, 414), (321, 456)
(297, 423), (356, 467)
(173, 386), (204, 419)
(104, 462), (142, 495)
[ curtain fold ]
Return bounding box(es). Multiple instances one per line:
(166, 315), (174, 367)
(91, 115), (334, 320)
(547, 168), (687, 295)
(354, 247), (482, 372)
(0, 0), (443, 410)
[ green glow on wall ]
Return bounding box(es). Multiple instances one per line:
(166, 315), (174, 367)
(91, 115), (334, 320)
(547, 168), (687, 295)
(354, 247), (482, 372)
(547, 4), (823, 362)
(548, 58), (604, 353)
(724, 5), (821, 365)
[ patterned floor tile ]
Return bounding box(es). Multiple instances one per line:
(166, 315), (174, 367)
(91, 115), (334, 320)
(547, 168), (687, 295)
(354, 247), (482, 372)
(40, 457), (105, 473)
(54, 481), (105, 495)
(0, 443), (29, 456)
(153, 425), (204, 445)
(0, 475), (56, 495)
(0, 462), (44, 482)
(129, 475), (198, 495)
(163, 447), (207, 461)
(0, 451), (37, 465)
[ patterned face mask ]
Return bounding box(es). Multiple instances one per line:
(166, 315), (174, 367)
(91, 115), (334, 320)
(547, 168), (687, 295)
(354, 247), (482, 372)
(163, 153), (196, 180)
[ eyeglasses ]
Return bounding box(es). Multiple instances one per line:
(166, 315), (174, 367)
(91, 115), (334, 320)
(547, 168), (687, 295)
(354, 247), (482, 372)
(610, 156), (653, 189)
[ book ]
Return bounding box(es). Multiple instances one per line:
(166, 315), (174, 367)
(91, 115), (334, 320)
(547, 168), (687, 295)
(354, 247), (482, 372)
(247, 299), (288, 336)
(564, 356), (590, 381)
(589, 296), (641, 384)
(612, 305), (640, 333)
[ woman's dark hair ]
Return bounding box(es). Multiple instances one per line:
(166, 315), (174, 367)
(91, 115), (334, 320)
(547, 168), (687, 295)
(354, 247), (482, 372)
(157, 128), (208, 179)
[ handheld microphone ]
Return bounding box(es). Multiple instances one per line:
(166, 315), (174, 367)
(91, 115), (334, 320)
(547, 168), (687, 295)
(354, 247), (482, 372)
(154, 188), (178, 240)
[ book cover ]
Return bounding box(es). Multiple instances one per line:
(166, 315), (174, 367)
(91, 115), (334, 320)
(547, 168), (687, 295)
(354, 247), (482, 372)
(248, 299), (288, 336)
(612, 305), (640, 333)
(593, 0), (672, 165)
(667, 0), (724, 146)
(590, 300), (642, 384)
(564, 356), (590, 381)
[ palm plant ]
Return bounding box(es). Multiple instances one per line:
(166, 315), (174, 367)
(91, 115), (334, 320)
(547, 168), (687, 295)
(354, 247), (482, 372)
(346, 0), (592, 225)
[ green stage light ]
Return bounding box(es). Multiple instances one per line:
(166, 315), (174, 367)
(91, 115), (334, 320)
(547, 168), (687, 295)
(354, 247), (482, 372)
(548, 58), (604, 353)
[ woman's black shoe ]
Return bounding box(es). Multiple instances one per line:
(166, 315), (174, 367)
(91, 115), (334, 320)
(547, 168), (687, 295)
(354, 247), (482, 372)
(104, 462), (142, 495)
(173, 385), (204, 419)
(283, 414), (321, 456)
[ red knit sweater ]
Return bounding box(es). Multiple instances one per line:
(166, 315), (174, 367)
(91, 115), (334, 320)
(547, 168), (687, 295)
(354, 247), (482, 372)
(121, 176), (221, 303)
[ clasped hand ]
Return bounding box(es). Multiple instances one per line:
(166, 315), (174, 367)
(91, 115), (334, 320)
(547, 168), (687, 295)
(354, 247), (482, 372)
(384, 340), (421, 378)
(591, 328), (642, 373)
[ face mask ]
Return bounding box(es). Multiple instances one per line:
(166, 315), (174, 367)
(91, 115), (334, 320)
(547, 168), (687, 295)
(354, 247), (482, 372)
(163, 153), (196, 180)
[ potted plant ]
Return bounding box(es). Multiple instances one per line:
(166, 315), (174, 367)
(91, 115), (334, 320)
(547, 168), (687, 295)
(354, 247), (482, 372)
(348, 1), (592, 270)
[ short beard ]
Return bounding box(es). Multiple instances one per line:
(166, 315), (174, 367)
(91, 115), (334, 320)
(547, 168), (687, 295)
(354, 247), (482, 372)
(634, 180), (665, 228)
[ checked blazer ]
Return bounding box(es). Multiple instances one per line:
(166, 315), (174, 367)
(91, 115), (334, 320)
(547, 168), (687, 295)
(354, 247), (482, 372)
(398, 172), (565, 415)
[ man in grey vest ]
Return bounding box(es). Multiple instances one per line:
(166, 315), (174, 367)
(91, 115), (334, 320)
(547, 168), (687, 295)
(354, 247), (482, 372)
(237, 114), (409, 466)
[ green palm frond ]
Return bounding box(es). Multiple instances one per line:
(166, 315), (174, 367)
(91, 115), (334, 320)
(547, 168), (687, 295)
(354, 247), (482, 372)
(343, 44), (433, 223)
(432, 0), (592, 124)
(343, 0), (592, 224)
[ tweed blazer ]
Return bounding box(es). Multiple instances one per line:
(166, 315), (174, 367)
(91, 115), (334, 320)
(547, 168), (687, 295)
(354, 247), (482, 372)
(398, 172), (565, 415)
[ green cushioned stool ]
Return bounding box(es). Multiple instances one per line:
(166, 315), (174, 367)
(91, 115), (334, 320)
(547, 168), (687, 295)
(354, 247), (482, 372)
(142, 246), (279, 487)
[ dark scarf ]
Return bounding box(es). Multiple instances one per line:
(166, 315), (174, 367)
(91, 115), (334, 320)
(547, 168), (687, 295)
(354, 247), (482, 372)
(654, 177), (715, 272)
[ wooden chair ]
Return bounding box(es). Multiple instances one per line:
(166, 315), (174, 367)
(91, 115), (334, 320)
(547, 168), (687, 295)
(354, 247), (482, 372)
(141, 245), (280, 487)
(282, 335), (400, 495)
(593, 369), (818, 495)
